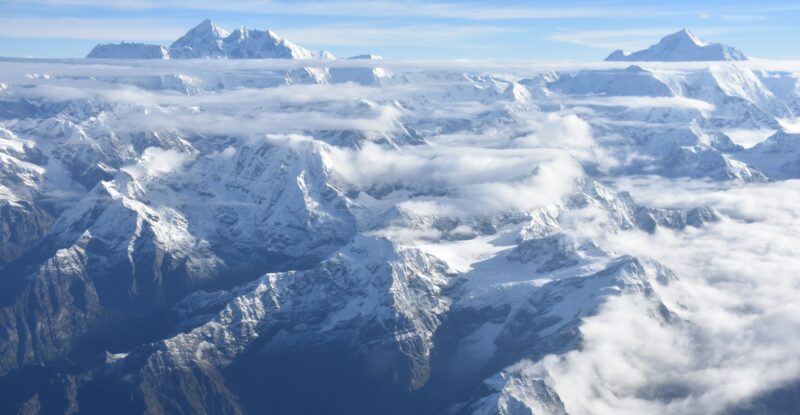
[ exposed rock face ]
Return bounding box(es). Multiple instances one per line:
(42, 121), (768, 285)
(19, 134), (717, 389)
(0, 201), (53, 269)
(0, 233), (102, 375)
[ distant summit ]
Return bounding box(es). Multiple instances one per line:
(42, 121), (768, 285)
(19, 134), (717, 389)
(348, 54), (383, 60)
(329, 54), (393, 85)
(86, 19), (335, 59)
(86, 42), (170, 59)
(605, 29), (748, 62)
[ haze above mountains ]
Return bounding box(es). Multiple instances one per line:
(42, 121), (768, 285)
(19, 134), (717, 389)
(88, 19), (334, 60)
(87, 20), (748, 62)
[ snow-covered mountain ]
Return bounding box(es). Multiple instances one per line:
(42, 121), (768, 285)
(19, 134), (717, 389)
(86, 42), (170, 59)
(169, 19), (319, 59)
(606, 29), (748, 62)
(737, 131), (800, 179)
(87, 19), (333, 60)
(1, 53), (800, 415)
(329, 54), (394, 85)
(168, 19), (230, 59)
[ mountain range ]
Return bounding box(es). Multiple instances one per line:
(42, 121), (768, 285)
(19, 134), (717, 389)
(87, 23), (750, 63)
(1, 19), (800, 415)
(87, 19), (331, 60)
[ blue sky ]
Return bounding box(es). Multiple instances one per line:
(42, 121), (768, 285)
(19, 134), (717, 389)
(2, 0), (800, 60)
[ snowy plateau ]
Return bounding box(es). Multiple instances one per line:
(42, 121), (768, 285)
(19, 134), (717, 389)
(1, 22), (800, 415)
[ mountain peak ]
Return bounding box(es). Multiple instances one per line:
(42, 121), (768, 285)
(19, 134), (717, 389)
(188, 19), (229, 39)
(661, 28), (707, 47)
(605, 29), (747, 62)
(169, 19), (229, 58)
(165, 20), (317, 59)
(86, 19), (332, 60)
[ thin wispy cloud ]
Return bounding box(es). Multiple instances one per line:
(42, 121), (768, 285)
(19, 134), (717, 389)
(0, 18), (185, 41)
(550, 27), (733, 50)
(719, 14), (768, 21)
(280, 25), (526, 48)
(697, 12), (769, 21)
(0, 17), (522, 48)
(14, 0), (696, 20)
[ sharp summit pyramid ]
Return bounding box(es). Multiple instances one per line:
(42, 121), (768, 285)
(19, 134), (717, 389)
(606, 29), (748, 62)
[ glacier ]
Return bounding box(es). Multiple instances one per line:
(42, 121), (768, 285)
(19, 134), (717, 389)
(2, 24), (800, 415)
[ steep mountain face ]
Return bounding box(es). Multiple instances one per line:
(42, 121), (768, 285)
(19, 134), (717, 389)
(0, 127), (53, 268)
(0, 123), (358, 378)
(606, 29), (748, 62)
(0, 200), (52, 268)
(113, 236), (453, 414)
(169, 19), (230, 59)
(737, 131), (800, 179)
(219, 27), (315, 59)
(0, 55), (799, 415)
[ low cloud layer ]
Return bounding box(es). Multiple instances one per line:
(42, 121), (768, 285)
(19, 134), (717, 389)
(524, 178), (800, 414)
